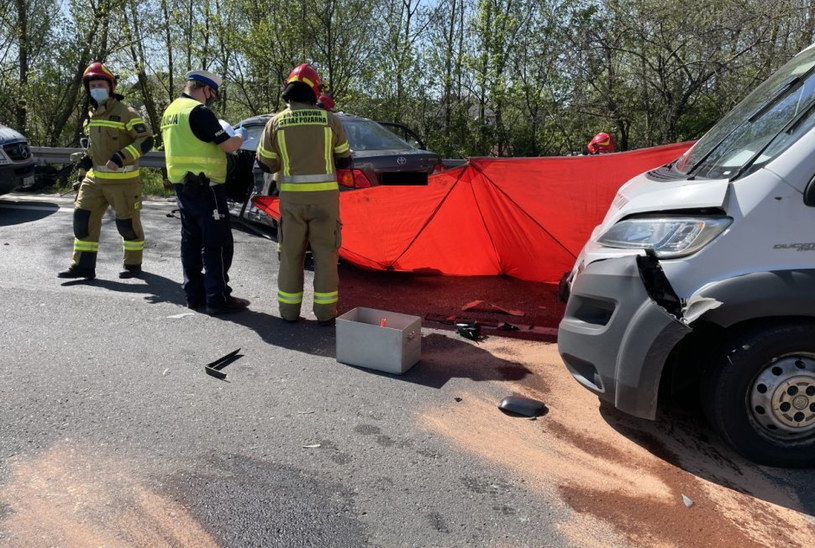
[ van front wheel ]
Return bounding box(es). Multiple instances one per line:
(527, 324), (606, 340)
(701, 322), (815, 468)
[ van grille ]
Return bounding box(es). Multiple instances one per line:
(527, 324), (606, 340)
(4, 142), (31, 161)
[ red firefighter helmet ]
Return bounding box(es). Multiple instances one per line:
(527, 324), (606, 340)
(316, 93), (335, 111)
(82, 61), (116, 91)
(587, 132), (616, 154)
(285, 64), (323, 99)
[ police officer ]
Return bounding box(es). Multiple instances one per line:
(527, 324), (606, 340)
(160, 70), (249, 315)
(58, 62), (154, 280)
(256, 64), (351, 325)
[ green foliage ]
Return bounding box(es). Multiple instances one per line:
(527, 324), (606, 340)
(140, 169), (175, 197)
(2, 0), (815, 158)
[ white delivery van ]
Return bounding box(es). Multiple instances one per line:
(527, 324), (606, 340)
(558, 45), (815, 468)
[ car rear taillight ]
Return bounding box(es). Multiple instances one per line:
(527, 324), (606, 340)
(337, 168), (374, 189)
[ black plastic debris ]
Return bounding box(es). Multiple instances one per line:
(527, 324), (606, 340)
(498, 395), (548, 417)
(205, 367), (227, 380)
(455, 320), (481, 341)
(205, 348), (241, 380)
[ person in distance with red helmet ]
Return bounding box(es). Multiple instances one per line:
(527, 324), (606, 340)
(586, 132), (616, 154)
(316, 93), (336, 112)
(58, 61), (154, 280)
(256, 64), (352, 325)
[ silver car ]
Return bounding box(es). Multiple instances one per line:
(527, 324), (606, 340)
(225, 113), (442, 229)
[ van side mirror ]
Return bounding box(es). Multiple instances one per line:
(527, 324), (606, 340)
(805, 176), (815, 207)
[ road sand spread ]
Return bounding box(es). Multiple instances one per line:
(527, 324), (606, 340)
(0, 443), (218, 546)
(422, 338), (815, 547)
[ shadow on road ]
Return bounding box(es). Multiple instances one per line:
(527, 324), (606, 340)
(600, 396), (815, 518)
(337, 265), (565, 335)
(208, 310), (532, 389)
(348, 333), (533, 389)
(59, 271), (187, 307)
(0, 199), (61, 226)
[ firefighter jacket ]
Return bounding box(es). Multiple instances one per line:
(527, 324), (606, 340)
(84, 97), (152, 184)
(161, 97), (228, 184)
(256, 102), (351, 199)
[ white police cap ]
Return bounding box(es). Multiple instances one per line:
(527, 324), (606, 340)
(186, 70), (223, 91)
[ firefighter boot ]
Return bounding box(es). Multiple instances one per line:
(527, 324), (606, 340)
(119, 264), (143, 279)
(57, 265), (96, 279)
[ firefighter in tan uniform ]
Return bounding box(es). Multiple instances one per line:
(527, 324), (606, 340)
(257, 64), (351, 324)
(58, 62), (154, 280)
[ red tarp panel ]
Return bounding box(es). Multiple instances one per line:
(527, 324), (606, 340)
(253, 142), (694, 283)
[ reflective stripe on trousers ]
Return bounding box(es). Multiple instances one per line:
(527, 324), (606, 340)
(73, 239), (99, 253)
(278, 290), (303, 305)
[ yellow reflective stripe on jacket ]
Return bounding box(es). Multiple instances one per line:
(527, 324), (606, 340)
(126, 118), (146, 130)
(334, 141), (350, 154)
(124, 144), (141, 159)
(93, 165), (139, 173)
(313, 291), (338, 304)
(73, 239), (99, 252)
(122, 240), (144, 251)
(323, 127), (332, 173)
(257, 144), (278, 160)
(88, 119), (127, 130)
(278, 132), (291, 176)
(165, 155), (226, 166)
(277, 290), (303, 304)
(279, 182), (338, 192)
(87, 169), (140, 180)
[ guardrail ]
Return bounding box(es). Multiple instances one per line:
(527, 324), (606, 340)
(30, 146), (467, 170)
(30, 147), (167, 169)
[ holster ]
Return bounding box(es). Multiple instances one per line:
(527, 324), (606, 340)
(182, 172), (210, 199)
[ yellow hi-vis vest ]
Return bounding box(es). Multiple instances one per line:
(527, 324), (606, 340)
(161, 97), (227, 184)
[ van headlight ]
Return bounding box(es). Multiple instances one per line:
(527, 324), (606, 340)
(597, 216), (732, 258)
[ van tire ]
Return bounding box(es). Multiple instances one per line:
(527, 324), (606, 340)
(701, 321), (815, 468)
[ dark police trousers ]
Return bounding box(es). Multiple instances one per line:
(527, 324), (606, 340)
(173, 181), (234, 308)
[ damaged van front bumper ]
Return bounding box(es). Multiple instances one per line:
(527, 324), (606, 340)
(557, 254), (694, 420)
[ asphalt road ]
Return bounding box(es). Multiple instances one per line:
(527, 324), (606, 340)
(0, 192), (813, 547)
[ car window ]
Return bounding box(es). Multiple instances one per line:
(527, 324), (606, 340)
(342, 119), (416, 151)
(675, 47), (815, 179)
(239, 123), (265, 152)
(238, 116), (424, 154)
(376, 122), (426, 150)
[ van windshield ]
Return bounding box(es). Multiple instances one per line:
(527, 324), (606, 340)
(675, 46), (815, 179)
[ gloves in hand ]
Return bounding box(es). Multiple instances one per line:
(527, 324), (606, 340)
(77, 155), (93, 171)
(109, 151), (125, 167)
(236, 126), (249, 141)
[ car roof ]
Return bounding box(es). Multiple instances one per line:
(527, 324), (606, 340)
(0, 125), (27, 144)
(240, 112), (374, 126)
(238, 111), (437, 155)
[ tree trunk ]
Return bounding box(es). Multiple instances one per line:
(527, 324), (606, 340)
(162, 0), (175, 103)
(124, 3), (161, 142)
(14, 0), (29, 131)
